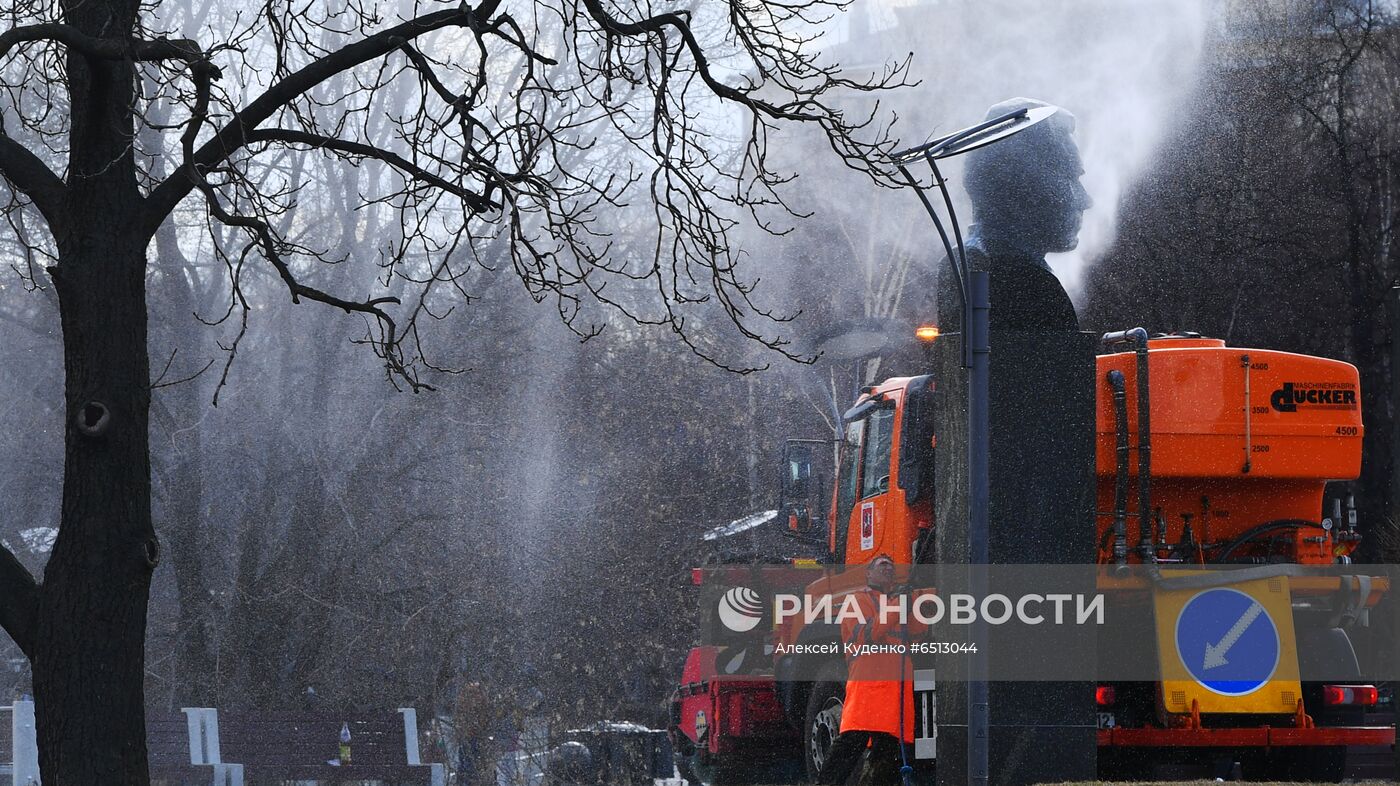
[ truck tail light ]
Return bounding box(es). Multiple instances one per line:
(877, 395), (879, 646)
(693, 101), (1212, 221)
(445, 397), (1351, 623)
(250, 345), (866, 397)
(692, 569), (704, 586)
(1095, 685), (1116, 706)
(1323, 684), (1378, 706)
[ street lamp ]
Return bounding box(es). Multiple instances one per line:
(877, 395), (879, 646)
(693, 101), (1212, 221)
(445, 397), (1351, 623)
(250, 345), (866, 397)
(889, 105), (1058, 786)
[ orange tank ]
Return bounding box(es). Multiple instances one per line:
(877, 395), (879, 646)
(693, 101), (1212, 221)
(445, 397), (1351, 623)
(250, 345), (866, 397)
(1094, 336), (1362, 565)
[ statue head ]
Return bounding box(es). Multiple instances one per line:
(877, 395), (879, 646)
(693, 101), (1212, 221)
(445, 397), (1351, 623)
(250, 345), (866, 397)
(964, 98), (1092, 258)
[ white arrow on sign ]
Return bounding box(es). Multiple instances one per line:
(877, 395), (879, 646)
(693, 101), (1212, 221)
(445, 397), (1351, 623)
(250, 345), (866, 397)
(1202, 601), (1264, 670)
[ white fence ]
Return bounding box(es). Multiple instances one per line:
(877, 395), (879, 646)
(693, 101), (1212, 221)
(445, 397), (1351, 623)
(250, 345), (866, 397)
(2, 700), (39, 786)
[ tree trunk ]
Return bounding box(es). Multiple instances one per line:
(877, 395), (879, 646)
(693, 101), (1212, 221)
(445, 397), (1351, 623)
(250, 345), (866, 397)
(1346, 211), (1391, 560)
(34, 233), (154, 784)
(153, 391), (216, 707)
(32, 3), (154, 774)
(152, 224), (217, 706)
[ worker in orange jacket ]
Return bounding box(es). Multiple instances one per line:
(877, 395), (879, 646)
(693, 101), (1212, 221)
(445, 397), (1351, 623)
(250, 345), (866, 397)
(819, 554), (927, 785)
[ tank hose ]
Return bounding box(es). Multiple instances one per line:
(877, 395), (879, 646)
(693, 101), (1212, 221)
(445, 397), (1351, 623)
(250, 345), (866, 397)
(1130, 333), (1152, 563)
(1107, 370), (1130, 567)
(1101, 328), (1153, 562)
(1213, 519), (1324, 563)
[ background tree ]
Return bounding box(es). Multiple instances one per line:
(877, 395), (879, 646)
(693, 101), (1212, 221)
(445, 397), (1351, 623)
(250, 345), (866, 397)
(0, 0), (905, 779)
(1084, 0), (1400, 562)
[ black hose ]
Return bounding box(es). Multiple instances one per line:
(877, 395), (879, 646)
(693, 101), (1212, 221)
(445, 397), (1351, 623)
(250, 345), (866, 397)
(1102, 328), (1152, 561)
(1201, 496), (1211, 550)
(1134, 337), (1152, 562)
(1107, 370), (1130, 566)
(1214, 519), (1325, 563)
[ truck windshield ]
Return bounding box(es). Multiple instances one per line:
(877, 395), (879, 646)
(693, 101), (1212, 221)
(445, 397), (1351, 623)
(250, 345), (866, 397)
(835, 404), (896, 543)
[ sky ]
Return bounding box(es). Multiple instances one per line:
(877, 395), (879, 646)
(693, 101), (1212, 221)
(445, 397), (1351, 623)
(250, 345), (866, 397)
(817, 0), (1213, 298)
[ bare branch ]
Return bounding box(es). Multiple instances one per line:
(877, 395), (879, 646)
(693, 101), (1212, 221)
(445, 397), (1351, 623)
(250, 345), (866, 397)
(579, 0), (820, 122)
(0, 132), (64, 221)
(0, 24), (208, 64)
(0, 542), (39, 658)
(149, 347), (216, 390)
(187, 169), (429, 391)
(245, 128), (496, 212)
(144, 6), (488, 225)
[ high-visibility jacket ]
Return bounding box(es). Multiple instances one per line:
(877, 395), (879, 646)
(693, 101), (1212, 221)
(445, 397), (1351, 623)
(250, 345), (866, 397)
(838, 587), (927, 742)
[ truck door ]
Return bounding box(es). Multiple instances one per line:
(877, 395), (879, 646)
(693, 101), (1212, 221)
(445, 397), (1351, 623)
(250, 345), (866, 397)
(833, 403), (896, 564)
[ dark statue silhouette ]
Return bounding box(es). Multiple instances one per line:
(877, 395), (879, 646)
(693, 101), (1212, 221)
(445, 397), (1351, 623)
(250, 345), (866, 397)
(922, 99), (1101, 786)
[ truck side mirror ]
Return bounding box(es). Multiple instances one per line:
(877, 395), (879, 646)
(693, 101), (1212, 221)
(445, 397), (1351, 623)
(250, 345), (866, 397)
(779, 442), (815, 534)
(778, 439), (832, 542)
(784, 444), (813, 501)
(899, 376), (936, 504)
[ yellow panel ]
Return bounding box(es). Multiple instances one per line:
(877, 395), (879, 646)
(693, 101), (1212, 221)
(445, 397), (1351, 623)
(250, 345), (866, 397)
(1153, 571), (1301, 715)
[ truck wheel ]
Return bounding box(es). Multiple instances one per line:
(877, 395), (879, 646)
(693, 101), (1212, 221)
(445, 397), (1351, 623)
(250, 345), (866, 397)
(1270, 627), (1359, 783)
(1301, 627), (1365, 727)
(803, 662), (846, 782)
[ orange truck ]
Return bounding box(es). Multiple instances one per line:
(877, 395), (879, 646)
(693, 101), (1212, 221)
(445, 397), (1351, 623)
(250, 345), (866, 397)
(668, 331), (1395, 783)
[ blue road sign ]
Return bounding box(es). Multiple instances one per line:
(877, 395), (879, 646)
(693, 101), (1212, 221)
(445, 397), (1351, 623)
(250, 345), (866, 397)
(1174, 587), (1280, 696)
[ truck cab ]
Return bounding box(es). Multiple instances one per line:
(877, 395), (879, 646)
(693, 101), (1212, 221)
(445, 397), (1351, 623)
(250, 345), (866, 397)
(824, 376), (936, 566)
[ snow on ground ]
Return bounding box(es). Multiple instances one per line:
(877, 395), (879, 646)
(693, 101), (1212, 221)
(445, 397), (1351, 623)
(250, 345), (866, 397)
(702, 510), (778, 541)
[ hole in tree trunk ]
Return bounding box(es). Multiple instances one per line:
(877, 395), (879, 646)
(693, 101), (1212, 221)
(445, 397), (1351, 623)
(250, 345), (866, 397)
(75, 401), (111, 437)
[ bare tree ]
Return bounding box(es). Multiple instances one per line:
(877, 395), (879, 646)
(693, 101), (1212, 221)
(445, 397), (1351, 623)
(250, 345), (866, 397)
(1085, 0), (1400, 556)
(0, 0), (905, 779)
(1267, 0), (1400, 544)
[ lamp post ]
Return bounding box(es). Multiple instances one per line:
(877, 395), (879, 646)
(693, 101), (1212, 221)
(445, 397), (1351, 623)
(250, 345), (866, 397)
(889, 106), (1056, 786)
